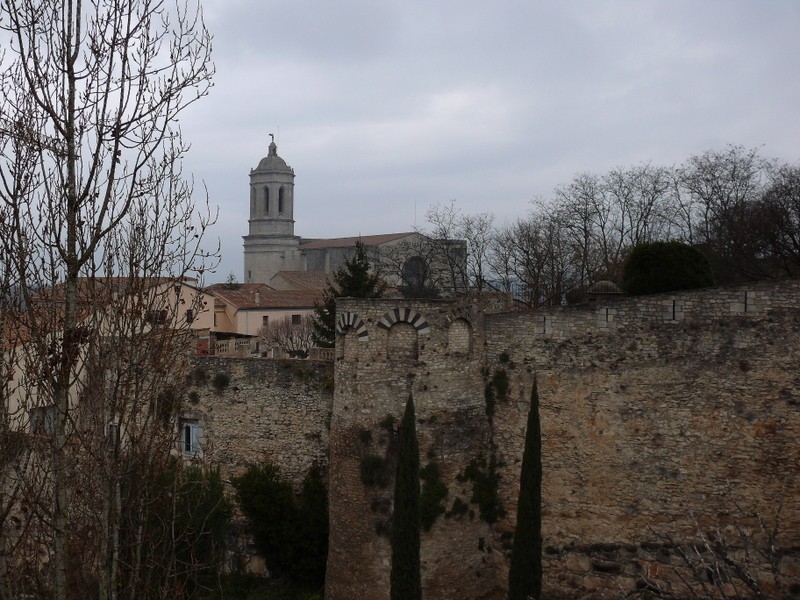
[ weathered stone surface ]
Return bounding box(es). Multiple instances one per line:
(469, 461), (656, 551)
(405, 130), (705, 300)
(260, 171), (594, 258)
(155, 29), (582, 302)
(187, 357), (332, 485)
(327, 280), (800, 599)
(189, 280), (800, 598)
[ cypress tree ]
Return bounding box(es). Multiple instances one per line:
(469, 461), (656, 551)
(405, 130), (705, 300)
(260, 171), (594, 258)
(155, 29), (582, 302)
(390, 395), (422, 600)
(508, 378), (543, 600)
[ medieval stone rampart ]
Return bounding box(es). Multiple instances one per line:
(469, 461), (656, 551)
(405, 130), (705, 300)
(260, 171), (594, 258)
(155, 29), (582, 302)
(326, 279), (800, 599)
(186, 357), (332, 485)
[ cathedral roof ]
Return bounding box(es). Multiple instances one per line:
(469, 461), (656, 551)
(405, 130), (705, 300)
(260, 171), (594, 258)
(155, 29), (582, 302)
(269, 271), (331, 290)
(299, 232), (416, 250)
(253, 140), (293, 173)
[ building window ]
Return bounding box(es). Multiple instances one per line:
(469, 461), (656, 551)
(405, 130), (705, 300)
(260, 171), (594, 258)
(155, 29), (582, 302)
(264, 187), (269, 213)
(278, 187), (284, 214)
(185, 309), (194, 324)
(402, 256), (429, 289)
(30, 405), (57, 435)
(213, 313), (217, 327)
(262, 315), (269, 327)
(181, 420), (201, 456)
(291, 314), (301, 326)
(146, 309), (167, 325)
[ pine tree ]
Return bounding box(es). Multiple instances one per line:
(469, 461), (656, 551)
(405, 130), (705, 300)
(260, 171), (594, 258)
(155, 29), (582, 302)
(390, 395), (422, 600)
(508, 378), (543, 600)
(312, 240), (385, 347)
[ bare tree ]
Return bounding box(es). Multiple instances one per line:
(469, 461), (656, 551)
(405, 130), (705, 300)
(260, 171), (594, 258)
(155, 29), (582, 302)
(673, 145), (775, 281)
(425, 201), (494, 291)
(633, 499), (792, 600)
(756, 165), (800, 277)
(261, 315), (316, 358)
(0, 0), (217, 597)
(489, 204), (576, 307)
(381, 233), (448, 298)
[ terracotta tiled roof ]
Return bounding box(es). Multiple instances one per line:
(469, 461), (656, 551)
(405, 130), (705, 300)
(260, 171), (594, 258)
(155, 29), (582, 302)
(269, 271), (331, 290)
(207, 283), (321, 310)
(298, 232), (415, 250)
(32, 276), (199, 304)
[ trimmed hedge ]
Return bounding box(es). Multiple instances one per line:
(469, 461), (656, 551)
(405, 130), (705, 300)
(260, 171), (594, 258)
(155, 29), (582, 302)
(622, 241), (714, 295)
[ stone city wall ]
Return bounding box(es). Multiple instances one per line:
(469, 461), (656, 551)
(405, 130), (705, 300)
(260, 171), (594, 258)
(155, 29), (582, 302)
(186, 356), (333, 486)
(327, 279), (800, 599)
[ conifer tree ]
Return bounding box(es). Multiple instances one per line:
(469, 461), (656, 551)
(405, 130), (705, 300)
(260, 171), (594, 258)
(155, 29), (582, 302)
(508, 378), (543, 600)
(390, 395), (422, 600)
(312, 240), (385, 347)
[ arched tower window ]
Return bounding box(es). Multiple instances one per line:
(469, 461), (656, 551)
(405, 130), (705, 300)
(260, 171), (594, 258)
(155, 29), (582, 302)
(278, 187), (285, 214)
(250, 188), (255, 213)
(264, 187), (269, 214)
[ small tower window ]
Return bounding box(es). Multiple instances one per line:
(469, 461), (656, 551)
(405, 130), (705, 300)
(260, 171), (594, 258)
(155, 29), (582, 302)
(278, 187), (284, 214)
(264, 187), (269, 214)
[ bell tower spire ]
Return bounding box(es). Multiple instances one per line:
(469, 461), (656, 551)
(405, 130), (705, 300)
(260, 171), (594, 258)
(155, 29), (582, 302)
(242, 137), (303, 283)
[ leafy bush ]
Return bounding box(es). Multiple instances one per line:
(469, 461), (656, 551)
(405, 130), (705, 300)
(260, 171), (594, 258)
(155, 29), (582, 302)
(233, 463), (328, 589)
(622, 241), (715, 295)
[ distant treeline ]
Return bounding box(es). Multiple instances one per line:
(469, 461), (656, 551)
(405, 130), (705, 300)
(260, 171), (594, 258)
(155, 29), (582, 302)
(395, 145), (800, 306)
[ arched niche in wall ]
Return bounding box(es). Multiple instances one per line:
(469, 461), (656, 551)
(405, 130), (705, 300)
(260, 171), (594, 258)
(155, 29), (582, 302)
(377, 307), (430, 362)
(387, 321), (418, 361)
(447, 317), (473, 355)
(335, 312), (369, 360)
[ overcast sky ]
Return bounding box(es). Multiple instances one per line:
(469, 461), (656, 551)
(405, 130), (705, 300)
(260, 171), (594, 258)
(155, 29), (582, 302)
(179, 0), (800, 283)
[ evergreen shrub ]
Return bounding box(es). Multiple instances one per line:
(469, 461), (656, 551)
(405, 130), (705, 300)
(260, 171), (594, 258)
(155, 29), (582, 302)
(233, 463), (328, 589)
(622, 240), (714, 295)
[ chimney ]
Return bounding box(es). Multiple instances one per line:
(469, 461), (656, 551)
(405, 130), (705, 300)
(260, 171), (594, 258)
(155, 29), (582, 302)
(254, 290), (261, 304)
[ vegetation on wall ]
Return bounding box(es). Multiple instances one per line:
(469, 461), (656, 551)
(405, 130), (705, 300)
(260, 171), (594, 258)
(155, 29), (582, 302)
(446, 497), (470, 519)
(233, 462), (329, 590)
(360, 454), (391, 488)
(457, 453), (506, 524)
(419, 462), (449, 531)
(390, 395), (422, 600)
(313, 240), (386, 348)
(622, 240), (715, 295)
(211, 372), (230, 391)
(508, 378), (543, 600)
(484, 355), (512, 419)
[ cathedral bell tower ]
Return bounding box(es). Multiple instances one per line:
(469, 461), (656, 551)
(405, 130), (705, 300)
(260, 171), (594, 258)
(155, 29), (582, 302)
(242, 137), (304, 283)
